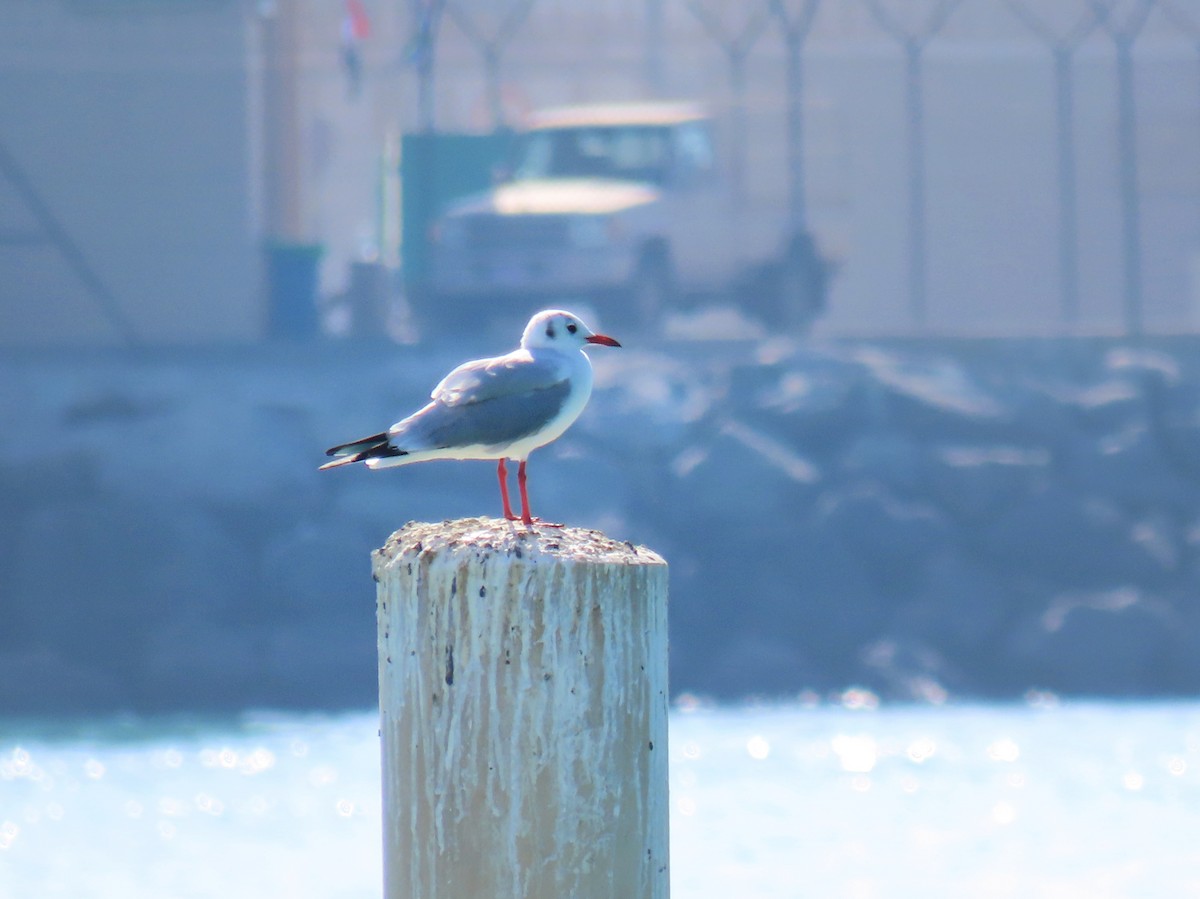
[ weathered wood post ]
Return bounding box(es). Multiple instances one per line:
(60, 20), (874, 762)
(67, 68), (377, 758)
(373, 517), (670, 899)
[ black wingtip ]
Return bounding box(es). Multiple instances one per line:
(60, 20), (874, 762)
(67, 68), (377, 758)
(324, 431), (390, 457)
(319, 437), (408, 471)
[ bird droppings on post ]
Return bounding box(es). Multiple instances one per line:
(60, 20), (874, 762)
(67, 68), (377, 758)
(374, 517), (661, 566)
(373, 516), (669, 899)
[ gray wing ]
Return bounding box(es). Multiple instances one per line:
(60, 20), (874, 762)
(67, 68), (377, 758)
(432, 350), (563, 407)
(394, 378), (571, 451)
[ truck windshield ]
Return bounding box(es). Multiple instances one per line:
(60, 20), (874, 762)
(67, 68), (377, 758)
(512, 126), (672, 184)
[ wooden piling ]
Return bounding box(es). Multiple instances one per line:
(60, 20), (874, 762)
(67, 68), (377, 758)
(373, 517), (670, 899)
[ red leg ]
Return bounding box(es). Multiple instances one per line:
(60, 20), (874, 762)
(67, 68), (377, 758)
(498, 459), (518, 521)
(517, 459), (533, 525)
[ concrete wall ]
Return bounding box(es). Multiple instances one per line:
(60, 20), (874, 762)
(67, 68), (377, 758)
(301, 0), (1200, 336)
(0, 0), (261, 344)
(3, 1), (1199, 344)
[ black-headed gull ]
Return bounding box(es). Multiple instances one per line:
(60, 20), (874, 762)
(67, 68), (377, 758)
(320, 309), (620, 525)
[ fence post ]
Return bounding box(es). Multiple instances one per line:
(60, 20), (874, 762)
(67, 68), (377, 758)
(373, 517), (670, 899)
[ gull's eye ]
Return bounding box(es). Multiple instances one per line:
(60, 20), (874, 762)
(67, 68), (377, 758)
(566, 322), (578, 334)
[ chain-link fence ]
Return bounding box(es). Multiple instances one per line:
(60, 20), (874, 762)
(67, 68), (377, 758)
(351, 0), (1200, 334)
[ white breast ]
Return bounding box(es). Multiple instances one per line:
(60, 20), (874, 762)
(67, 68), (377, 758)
(502, 348), (594, 460)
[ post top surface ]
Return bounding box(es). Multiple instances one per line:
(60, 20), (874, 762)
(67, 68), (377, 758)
(374, 517), (665, 569)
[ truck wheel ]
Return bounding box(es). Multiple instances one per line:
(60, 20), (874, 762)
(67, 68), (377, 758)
(626, 247), (674, 333)
(770, 234), (828, 333)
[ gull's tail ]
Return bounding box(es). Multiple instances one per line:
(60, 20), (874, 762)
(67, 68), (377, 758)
(319, 432), (407, 470)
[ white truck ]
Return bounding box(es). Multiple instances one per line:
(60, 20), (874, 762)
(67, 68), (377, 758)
(426, 101), (828, 332)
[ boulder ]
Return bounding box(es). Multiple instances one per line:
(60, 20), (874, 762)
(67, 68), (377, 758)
(983, 484), (1173, 588)
(666, 420), (820, 521)
(850, 347), (1014, 443)
(858, 637), (956, 702)
(815, 482), (951, 594)
(731, 351), (872, 457)
(895, 552), (1012, 656)
(1006, 588), (1176, 694)
(840, 432), (928, 495)
(1060, 422), (1200, 513)
(924, 443), (1051, 525)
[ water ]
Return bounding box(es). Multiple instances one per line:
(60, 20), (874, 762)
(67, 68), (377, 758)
(2, 699), (1199, 898)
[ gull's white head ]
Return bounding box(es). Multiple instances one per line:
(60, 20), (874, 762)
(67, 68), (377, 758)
(520, 309), (621, 352)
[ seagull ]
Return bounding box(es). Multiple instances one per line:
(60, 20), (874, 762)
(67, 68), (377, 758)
(320, 309), (620, 526)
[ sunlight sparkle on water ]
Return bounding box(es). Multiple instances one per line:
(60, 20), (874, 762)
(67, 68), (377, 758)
(153, 748), (183, 769)
(194, 792), (224, 816)
(4, 702), (1200, 898)
(1, 747), (36, 780)
(745, 735), (770, 760)
(906, 737), (936, 763)
(307, 765), (338, 788)
(838, 688), (880, 711)
(832, 734), (878, 773)
(991, 800), (1017, 825)
(986, 737), (1020, 762)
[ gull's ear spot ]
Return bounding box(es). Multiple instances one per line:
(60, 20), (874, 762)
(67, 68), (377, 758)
(545, 323), (556, 339)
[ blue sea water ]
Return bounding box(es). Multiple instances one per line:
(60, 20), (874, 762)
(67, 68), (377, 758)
(2, 697), (1199, 898)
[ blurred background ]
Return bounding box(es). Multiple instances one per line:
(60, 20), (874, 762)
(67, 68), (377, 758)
(8, 3), (1200, 895)
(3, 0), (1200, 714)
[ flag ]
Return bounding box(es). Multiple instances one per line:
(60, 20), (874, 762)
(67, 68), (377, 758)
(345, 0), (371, 42)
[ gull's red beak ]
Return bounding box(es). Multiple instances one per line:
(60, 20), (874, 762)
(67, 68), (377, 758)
(586, 333), (621, 347)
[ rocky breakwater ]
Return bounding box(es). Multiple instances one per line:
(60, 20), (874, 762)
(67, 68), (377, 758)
(3, 336), (1200, 711)
(597, 337), (1200, 700)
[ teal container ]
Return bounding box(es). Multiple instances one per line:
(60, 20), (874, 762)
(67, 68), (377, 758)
(265, 241), (324, 338)
(400, 132), (513, 290)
